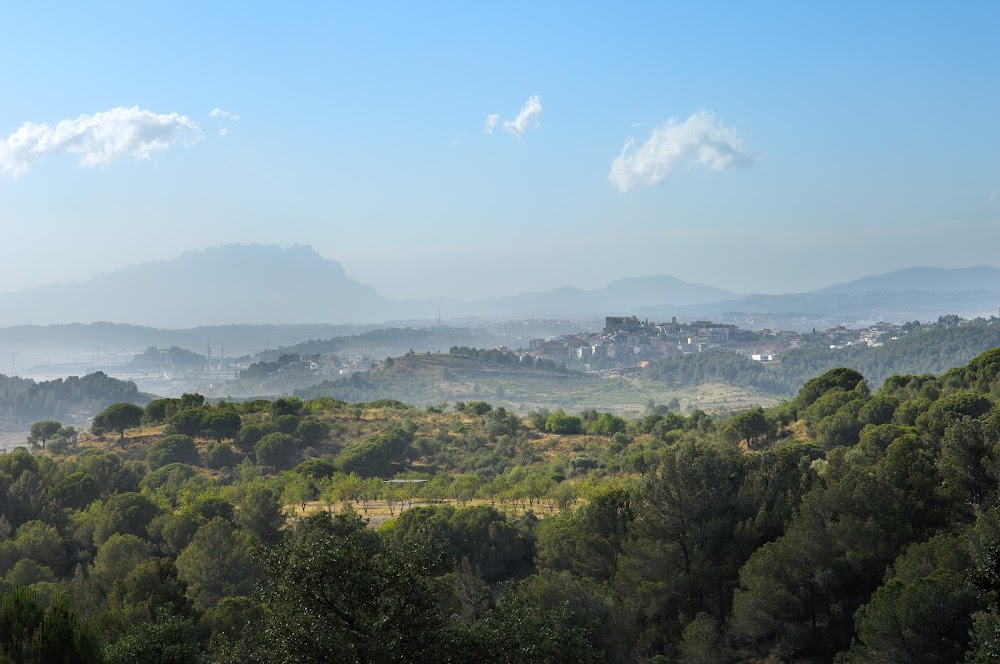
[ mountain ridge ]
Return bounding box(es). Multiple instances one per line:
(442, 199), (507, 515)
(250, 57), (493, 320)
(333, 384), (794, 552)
(0, 244), (392, 327)
(811, 265), (1000, 295)
(0, 244), (739, 327)
(0, 244), (998, 327)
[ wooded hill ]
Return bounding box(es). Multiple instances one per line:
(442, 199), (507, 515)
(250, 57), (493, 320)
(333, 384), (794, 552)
(244, 325), (518, 364)
(4, 346), (1000, 660)
(0, 371), (150, 431)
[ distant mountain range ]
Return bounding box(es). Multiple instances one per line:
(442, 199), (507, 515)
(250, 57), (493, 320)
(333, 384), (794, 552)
(396, 275), (736, 320)
(0, 322), (373, 359)
(0, 245), (391, 327)
(811, 266), (1000, 295)
(0, 245), (998, 329)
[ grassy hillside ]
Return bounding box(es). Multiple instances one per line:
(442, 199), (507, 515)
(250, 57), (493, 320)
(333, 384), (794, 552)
(259, 325), (517, 361)
(294, 352), (778, 414)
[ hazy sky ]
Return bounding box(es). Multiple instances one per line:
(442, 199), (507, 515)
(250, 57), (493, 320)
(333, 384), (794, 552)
(1, 2), (998, 300)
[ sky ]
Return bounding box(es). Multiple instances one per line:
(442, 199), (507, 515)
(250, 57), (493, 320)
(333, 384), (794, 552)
(1, 2), (998, 300)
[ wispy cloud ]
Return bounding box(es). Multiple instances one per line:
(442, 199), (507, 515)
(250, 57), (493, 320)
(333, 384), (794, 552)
(484, 114), (501, 135)
(209, 108), (240, 122)
(609, 110), (754, 193)
(0, 106), (201, 177)
(209, 108), (239, 137)
(485, 95), (542, 137)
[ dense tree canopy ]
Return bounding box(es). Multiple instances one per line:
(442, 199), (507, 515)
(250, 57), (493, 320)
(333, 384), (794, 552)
(5, 346), (1000, 660)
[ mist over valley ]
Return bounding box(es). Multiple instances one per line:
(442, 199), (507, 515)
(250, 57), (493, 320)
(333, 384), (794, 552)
(3, 3), (1000, 662)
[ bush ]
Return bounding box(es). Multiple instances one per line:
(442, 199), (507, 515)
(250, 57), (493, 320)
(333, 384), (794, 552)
(271, 397), (303, 418)
(295, 420), (331, 445)
(337, 428), (413, 477)
(144, 398), (178, 424)
(206, 443), (240, 470)
(588, 413), (627, 436)
(47, 437), (71, 455)
(294, 457), (338, 480)
(273, 415), (300, 435)
(146, 435), (200, 469)
(169, 408), (207, 437)
(545, 412), (583, 435)
(235, 424), (271, 455)
(460, 401), (493, 416)
(255, 433), (296, 469)
(202, 409), (242, 442)
(528, 410), (550, 431)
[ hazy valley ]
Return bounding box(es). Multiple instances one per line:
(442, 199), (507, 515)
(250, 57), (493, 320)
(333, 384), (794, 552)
(4, 4), (999, 661)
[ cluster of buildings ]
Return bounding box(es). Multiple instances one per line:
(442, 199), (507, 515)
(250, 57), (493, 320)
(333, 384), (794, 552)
(824, 322), (906, 349)
(525, 315), (910, 369)
(527, 316), (776, 366)
(237, 352), (376, 380)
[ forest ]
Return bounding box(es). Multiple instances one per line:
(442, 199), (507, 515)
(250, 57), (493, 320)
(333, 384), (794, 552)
(3, 347), (1000, 661)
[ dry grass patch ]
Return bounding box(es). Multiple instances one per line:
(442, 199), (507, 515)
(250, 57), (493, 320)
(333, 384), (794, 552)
(289, 497), (569, 527)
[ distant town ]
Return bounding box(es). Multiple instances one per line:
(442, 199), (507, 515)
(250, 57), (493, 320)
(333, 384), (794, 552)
(525, 315), (914, 374)
(133, 315), (918, 380)
(8, 313), (975, 399)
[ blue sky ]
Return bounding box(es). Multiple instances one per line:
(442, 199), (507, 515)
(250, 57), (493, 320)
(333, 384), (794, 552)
(1, 2), (998, 300)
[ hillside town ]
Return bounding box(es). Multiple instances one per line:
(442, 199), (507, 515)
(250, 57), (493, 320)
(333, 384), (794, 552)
(33, 315), (927, 398)
(526, 315), (912, 370)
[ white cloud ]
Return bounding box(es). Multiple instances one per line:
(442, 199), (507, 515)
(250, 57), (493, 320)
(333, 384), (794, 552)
(503, 95), (542, 137)
(485, 95), (542, 138)
(484, 114), (500, 135)
(990, 191), (997, 205)
(209, 108), (240, 122)
(0, 106), (202, 177)
(609, 110), (754, 193)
